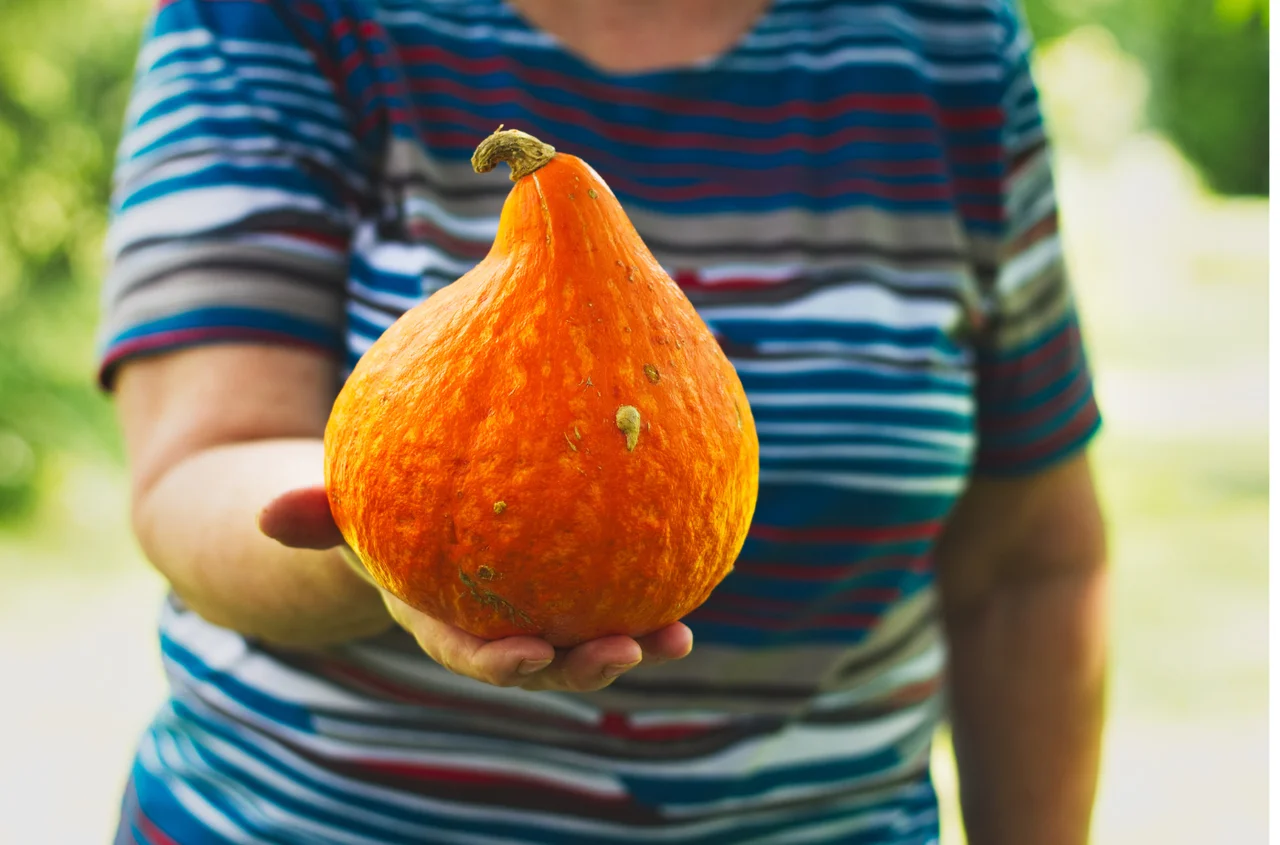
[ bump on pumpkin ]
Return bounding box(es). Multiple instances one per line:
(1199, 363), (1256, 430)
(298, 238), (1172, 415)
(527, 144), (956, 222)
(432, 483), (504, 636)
(616, 405), (642, 451)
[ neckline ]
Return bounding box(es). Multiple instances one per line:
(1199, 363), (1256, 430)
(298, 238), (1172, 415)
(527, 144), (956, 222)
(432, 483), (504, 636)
(495, 0), (778, 82)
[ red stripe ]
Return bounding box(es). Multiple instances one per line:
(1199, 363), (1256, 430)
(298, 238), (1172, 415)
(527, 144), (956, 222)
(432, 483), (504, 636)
(404, 218), (488, 260)
(598, 712), (722, 742)
(391, 43), (1002, 130)
(674, 272), (797, 292)
(978, 369), (1092, 435)
(749, 520), (941, 545)
(356, 759), (631, 806)
(706, 586), (903, 615)
(264, 228), (350, 251)
(1006, 210), (1060, 256)
(691, 609), (882, 631)
(979, 319), (1079, 379)
(414, 102), (992, 164)
(734, 555), (931, 582)
(101, 329), (335, 383)
(979, 398), (1100, 468)
(133, 809), (181, 845)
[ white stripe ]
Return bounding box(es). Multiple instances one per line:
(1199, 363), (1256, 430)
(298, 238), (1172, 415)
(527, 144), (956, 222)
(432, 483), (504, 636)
(165, 616), (938, 783)
(718, 45), (1003, 81)
(362, 239), (474, 277)
(759, 443), (966, 462)
(108, 186), (340, 256)
(746, 390), (972, 414)
(347, 278), (422, 313)
(730, 354), (971, 383)
(234, 232), (346, 263)
(347, 299), (397, 331)
(237, 64), (341, 95)
(347, 329), (375, 356)
(163, 693), (935, 841)
(758, 469), (966, 494)
(378, 7), (558, 48)
(134, 56), (336, 104)
(137, 28), (214, 73)
(137, 730), (277, 844)
(308, 702), (939, 781)
(165, 719), (527, 845)
(810, 638), (947, 712)
(115, 135), (366, 198)
(748, 6), (1003, 48)
(114, 150), (320, 207)
(158, 727), (457, 845)
(220, 38), (317, 66)
(161, 645), (629, 799)
(738, 805), (937, 845)
(163, 606), (399, 712)
(997, 234), (1062, 296)
(753, 338), (970, 364)
(700, 283), (962, 329)
(337, 643), (604, 723)
(752, 421), (975, 449)
(695, 263), (804, 284)
(404, 197), (500, 241)
(625, 710), (738, 729)
(1007, 184), (1058, 245)
(123, 102), (352, 160)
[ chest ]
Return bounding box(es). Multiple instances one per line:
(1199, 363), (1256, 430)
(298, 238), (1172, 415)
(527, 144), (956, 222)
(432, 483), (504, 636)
(342, 1), (995, 488)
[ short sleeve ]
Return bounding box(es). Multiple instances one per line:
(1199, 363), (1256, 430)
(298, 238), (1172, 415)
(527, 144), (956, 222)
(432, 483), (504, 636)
(97, 0), (369, 388)
(971, 7), (1102, 475)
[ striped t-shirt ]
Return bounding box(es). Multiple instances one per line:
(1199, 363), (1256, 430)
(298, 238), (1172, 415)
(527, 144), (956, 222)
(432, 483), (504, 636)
(101, 1), (1101, 843)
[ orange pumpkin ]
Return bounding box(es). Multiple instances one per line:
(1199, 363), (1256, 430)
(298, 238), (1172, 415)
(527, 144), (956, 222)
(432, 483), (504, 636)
(324, 128), (759, 647)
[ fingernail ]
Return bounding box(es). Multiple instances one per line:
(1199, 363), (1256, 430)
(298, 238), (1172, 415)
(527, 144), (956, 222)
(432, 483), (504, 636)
(603, 661), (640, 679)
(517, 658), (553, 675)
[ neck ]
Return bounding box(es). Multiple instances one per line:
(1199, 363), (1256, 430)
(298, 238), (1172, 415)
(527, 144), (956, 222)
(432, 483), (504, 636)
(508, 0), (771, 74)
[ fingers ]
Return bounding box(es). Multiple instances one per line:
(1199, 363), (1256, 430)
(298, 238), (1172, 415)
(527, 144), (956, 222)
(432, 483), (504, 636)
(383, 591), (696, 693)
(519, 635), (643, 692)
(636, 622), (694, 664)
(258, 486), (345, 550)
(382, 592), (554, 687)
(519, 623), (695, 692)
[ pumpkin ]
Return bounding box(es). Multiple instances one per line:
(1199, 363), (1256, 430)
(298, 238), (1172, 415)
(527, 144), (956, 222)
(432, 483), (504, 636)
(324, 127), (759, 647)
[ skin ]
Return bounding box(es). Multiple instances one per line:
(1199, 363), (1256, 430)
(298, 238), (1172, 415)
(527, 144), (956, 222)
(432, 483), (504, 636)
(116, 343), (692, 692)
(935, 453), (1108, 845)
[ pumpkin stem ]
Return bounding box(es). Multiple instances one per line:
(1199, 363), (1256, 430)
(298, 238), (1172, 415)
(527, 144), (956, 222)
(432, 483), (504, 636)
(471, 126), (557, 181)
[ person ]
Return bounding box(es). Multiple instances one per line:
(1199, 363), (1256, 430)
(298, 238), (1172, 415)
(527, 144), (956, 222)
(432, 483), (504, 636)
(99, 0), (1108, 842)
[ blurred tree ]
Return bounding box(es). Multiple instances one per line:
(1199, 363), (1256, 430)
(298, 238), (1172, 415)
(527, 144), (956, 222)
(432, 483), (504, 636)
(1023, 0), (1269, 196)
(0, 0), (145, 521)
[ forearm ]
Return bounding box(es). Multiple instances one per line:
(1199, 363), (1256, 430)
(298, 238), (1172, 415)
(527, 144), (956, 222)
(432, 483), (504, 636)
(944, 563), (1108, 845)
(133, 436), (392, 646)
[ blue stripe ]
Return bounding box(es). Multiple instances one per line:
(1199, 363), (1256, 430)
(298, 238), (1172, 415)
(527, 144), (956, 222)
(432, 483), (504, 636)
(110, 306), (342, 352)
(160, 635), (316, 733)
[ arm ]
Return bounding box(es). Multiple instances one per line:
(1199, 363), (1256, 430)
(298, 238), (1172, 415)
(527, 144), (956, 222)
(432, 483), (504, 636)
(115, 341), (692, 684)
(934, 452), (1108, 845)
(115, 343), (393, 646)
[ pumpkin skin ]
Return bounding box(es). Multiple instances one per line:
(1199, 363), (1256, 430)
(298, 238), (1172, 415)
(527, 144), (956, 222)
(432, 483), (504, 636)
(324, 129), (759, 647)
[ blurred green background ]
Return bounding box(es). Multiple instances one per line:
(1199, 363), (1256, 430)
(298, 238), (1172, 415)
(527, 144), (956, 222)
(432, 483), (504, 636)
(0, 0), (1268, 841)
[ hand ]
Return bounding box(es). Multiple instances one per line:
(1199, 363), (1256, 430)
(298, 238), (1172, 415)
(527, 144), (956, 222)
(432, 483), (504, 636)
(258, 486), (693, 691)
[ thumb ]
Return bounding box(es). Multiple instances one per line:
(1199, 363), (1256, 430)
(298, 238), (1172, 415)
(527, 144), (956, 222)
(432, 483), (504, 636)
(258, 486), (346, 550)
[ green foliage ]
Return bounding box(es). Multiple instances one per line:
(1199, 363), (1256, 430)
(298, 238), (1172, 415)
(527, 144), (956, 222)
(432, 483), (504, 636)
(1024, 0), (1269, 196)
(0, 0), (146, 521)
